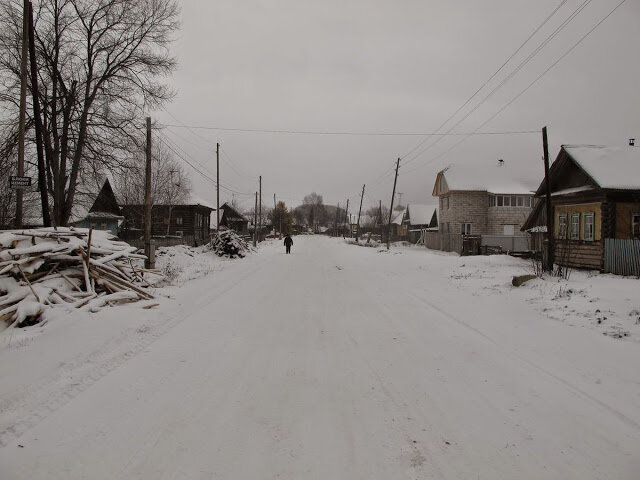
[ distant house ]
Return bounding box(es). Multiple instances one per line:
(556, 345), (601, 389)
(219, 203), (249, 235)
(431, 163), (537, 253)
(522, 145), (640, 273)
(121, 196), (214, 246)
(71, 179), (123, 235)
(403, 204), (438, 243)
(390, 208), (407, 240)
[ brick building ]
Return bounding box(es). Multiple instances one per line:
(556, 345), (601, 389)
(429, 163), (537, 253)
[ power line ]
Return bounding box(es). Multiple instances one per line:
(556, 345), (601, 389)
(401, 0), (629, 176)
(399, 0), (570, 161)
(402, 0), (595, 168)
(158, 123), (539, 137)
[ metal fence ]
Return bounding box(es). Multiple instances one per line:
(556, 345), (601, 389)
(481, 235), (531, 253)
(604, 238), (640, 276)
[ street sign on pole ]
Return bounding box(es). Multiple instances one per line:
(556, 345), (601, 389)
(10, 175), (31, 189)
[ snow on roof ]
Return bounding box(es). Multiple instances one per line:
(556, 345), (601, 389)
(563, 145), (640, 190)
(550, 185), (595, 196)
(391, 209), (406, 225)
(184, 195), (216, 211)
(406, 204), (436, 225)
(440, 163), (538, 195)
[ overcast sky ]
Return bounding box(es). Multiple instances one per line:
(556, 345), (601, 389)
(155, 0), (640, 213)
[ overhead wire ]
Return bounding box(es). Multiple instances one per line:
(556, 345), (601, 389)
(400, 0), (629, 177)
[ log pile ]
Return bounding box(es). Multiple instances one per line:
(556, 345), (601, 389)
(0, 227), (159, 328)
(208, 230), (251, 258)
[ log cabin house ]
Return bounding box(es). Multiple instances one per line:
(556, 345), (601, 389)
(523, 145), (640, 272)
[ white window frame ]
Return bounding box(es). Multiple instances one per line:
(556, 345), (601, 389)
(558, 214), (567, 239)
(176, 216), (183, 225)
(175, 230), (183, 238)
(632, 213), (640, 239)
(584, 212), (595, 241)
(570, 213), (580, 240)
(461, 222), (472, 235)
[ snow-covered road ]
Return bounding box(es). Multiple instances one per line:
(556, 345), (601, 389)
(1, 236), (639, 479)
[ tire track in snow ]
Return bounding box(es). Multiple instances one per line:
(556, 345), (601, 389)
(0, 257), (268, 448)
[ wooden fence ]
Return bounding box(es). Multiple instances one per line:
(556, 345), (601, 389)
(604, 238), (640, 276)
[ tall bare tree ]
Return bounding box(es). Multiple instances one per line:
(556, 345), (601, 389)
(0, 0), (180, 226)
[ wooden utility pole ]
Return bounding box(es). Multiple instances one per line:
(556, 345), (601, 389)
(216, 142), (220, 231)
(273, 193), (277, 235)
(28, 1), (51, 227)
(258, 176), (262, 242)
(356, 184), (365, 242)
(379, 199), (382, 237)
(253, 192), (258, 247)
(542, 126), (554, 272)
(14, 0), (29, 227)
(344, 199), (349, 238)
(334, 203), (340, 237)
(387, 158), (400, 250)
(144, 117), (153, 269)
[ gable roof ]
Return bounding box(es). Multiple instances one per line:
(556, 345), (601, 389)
(534, 145), (640, 196)
(391, 208), (406, 225)
(433, 163), (538, 196)
(220, 203), (248, 222)
(406, 204), (437, 226)
(561, 145), (640, 190)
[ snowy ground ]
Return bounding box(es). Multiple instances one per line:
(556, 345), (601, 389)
(0, 235), (638, 479)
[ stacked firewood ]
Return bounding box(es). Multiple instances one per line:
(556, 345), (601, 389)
(208, 230), (251, 258)
(0, 227), (159, 328)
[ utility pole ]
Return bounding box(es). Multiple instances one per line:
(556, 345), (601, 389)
(258, 176), (262, 242)
(274, 193), (277, 236)
(216, 142), (220, 231)
(253, 192), (258, 247)
(344, 199), (349, 238)
(542, 126), (554, 273)
(334, 203), (340, 237)
(14, 0), (29, 228)
(379, 199), (382, 237)
(387, 158), (400, 250)
(144, 117), (154, 268)
(356, 184), (365, 242)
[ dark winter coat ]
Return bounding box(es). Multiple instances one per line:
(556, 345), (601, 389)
(284, 236), (293, 247)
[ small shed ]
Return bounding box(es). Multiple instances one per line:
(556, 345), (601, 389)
(71, 179), (123, 235)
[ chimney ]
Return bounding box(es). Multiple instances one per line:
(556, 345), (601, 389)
(629, 138), (635, 147)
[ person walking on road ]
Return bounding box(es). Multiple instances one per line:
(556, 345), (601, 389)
(284, 234), (293, 254)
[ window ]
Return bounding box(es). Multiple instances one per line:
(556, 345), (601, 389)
(503, 196), (511, 207)
(443, 197), (449, 210)
(633, 214), (640, 239)
(511, 196), (517, 207)
(497, 196), (504, 207)
(517, 197), (523, 207)
(461, 222), (472, 235)
(584, 212), (594, 241)
(489, 196), (496, 207)
(175, 231), (183, 238)
(570, 213), (580, 240)
(558, 214), (567, 239)
(176, 216), (183, 225)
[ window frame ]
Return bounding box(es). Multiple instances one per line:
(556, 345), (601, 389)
(558, 213), (568, 239)
(632, 213), (640, 239)
(570, 213), (580, 240)
(583, 212), (595, 242)
(461, 222), (472, 235)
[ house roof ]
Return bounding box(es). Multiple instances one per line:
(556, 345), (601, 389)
(391, 209), (406, 225)
(562, 145), (640, 190)
(433, 163), (538, 196)
(406, 204), (437, 225)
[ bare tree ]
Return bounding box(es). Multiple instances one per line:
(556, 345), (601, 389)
(0, 0), (180, 226)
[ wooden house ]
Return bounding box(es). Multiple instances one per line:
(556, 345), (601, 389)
(219, 203), (249, 235)
(121, 197), (214, 246)
(71, 179), (123, 235)
(403, 204), (438, 243)
(523, 145), (640, 272)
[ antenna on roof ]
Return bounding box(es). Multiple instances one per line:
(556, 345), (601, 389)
(629, 138), (635, 147)
(497, 158), (504, 167)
